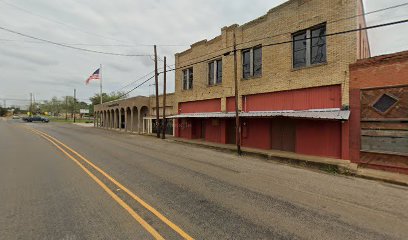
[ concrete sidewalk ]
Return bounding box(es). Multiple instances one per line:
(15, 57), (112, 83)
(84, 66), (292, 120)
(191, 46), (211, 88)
(171, 138), (408, 186)
(73, 123), (94, 127)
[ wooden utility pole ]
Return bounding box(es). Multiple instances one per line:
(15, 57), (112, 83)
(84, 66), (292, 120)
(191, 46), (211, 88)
(65, 96), (68, 120)
(154, 45), (160, 138)
(73, 89), (76, 123)
(233, 31), (242, 155)
(100, 64), (103, 104)
(29, 93), (33, 116)
(161, 56), (167, 139)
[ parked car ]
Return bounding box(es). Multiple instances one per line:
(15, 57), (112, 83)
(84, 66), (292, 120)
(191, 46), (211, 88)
(12, 115), (20, 119)
(24, 116), (49, 123)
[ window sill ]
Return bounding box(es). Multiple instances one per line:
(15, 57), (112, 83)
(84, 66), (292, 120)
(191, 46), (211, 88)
(181, 88), (193, 92)
(208, 83), (223, 87)
(241, 75), (262, 81)
(292, 62), (327, 72)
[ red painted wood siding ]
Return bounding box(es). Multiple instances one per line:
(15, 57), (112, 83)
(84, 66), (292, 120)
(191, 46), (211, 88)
(204, 119), (226, 143)
(241, 119), (271, 149)
(244, 85), (341, 111)
(179, 99), (221, 113)
(296, 120), (342, 158)
(178, 119), (192, 139)
(226, 97), (236, 112)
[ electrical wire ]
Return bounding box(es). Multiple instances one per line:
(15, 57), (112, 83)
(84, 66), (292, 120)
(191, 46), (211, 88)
(115, 70), (155, 91)
(0, 0), (189, 47)
(233, 2), (408, 48)
(0, 26), (152, 57)
(115, 75), (155, 100)
(162, 18), (408, 74)
(174, 2), (408, 68)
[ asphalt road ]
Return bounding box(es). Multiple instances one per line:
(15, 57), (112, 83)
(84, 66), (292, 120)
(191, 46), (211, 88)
(1, 118), (408, 240)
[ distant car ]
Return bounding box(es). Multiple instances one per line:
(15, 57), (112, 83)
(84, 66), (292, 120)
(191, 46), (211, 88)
(12, 115), (20, 119)
(24, 116), (49, 123)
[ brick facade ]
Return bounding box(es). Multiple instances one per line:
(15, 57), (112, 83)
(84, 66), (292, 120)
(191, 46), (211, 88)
(349, 51), (408, 173)
(175, 0), (369, 110)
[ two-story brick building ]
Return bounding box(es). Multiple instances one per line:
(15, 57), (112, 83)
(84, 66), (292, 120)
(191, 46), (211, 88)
(172, 0), (370, 159)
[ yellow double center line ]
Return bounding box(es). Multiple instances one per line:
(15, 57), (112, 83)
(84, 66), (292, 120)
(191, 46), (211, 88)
(27, 127), (193, 240)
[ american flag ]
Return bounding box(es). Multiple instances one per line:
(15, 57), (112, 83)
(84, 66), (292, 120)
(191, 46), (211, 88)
(85, 68), (100, 85)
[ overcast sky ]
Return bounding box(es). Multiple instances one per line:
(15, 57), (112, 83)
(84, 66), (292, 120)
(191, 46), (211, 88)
(0, 0), (407, 108)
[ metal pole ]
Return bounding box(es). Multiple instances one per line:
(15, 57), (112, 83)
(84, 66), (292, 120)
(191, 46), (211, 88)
(100, 64), (103, 105)
(233, 31), (242, 155)
(154, 45), (160, 138)
(73, 89), (76, 123)
(162, 56), (167, 139)
(65, 96), (68, 121)
(29, 93), (32, 116)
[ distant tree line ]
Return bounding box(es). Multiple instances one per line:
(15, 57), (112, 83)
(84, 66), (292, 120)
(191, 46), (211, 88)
(0, 107), (7, 117)
(33, 91), (127, 117)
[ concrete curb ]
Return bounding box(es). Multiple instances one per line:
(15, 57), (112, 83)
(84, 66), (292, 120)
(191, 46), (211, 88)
(171, 138), (408, 187)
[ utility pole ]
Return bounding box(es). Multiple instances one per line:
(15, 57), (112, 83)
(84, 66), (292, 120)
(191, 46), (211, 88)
(233, 31), (242, 155)
(154, 45), (160, 138)
(73, 89), (76, 123)
(33, 93), (36, 115)
(65, 96), (68, 121)
(29, 93), (33, 116)
(161, 56), (167, 139)
(100, 64), (103, 104)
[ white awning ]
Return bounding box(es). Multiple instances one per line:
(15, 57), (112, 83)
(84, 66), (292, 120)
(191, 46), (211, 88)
(169, 108), (350, 120)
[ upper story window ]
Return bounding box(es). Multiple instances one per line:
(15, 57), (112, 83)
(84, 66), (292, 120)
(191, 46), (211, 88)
(182, 67), (193, 90)
(242, 46), (262, 79)
(293, 24), (326, 69)
(208, 59), (222, 85)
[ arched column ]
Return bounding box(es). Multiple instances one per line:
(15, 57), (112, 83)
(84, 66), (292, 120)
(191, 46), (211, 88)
(139, 106), (149, 134)
(125, 107), (131, 132)
(94, 112), (97, 127)
(132, 106), (138, 133)
(130, 108), (134, 132)
(119, 108), (123, 130)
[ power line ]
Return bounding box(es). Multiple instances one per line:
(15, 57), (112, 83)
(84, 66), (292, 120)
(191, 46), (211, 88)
(0, 0), (190, 47)
(234, 2), (408, 48)
(0, 26), (152, 57)
(174, 2), (408, 68)
(0, 0), (133, 44)
(0, 38), (189, 47)
(162, 18), (408, 74)
(115, 70), (155, 92)
(115, 75), (155, 100)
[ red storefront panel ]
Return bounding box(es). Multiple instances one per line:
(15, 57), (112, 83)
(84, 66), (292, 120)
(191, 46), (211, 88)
(226, 97), (236, 112)
(296, 120), (342, 159)
(204, 119), (226, 144)
(241, 119), (271, 150)
(179, 98), (221, 114)
(178, 118), (192, 139)
(244, 85), (341, 111)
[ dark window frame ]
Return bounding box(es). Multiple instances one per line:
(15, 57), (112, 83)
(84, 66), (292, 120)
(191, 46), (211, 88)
(208, 61), (215, 86)
(253, 46), (262, 77)
(182, 67), (193, 90)
(242, 45), (262, 79)
(242, 49), (251, 79)
(208, 59), (223, 86)
(371, 93), (399, 115)
(292, 23), (327, 69)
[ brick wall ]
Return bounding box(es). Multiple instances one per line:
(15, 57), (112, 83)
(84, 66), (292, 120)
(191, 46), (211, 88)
(349, 50), (408, 172)
(175, 0), (362, 111)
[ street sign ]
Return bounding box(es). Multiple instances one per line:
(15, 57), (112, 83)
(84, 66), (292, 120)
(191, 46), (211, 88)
(80, 109), (90, 114)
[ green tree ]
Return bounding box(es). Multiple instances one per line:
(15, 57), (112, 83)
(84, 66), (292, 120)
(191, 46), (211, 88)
(0, 107), (6, 117)
(89, 91), (128, 106)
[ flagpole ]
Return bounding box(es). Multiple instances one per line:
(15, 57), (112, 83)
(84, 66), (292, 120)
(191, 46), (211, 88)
(100, 64), (103, 104)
